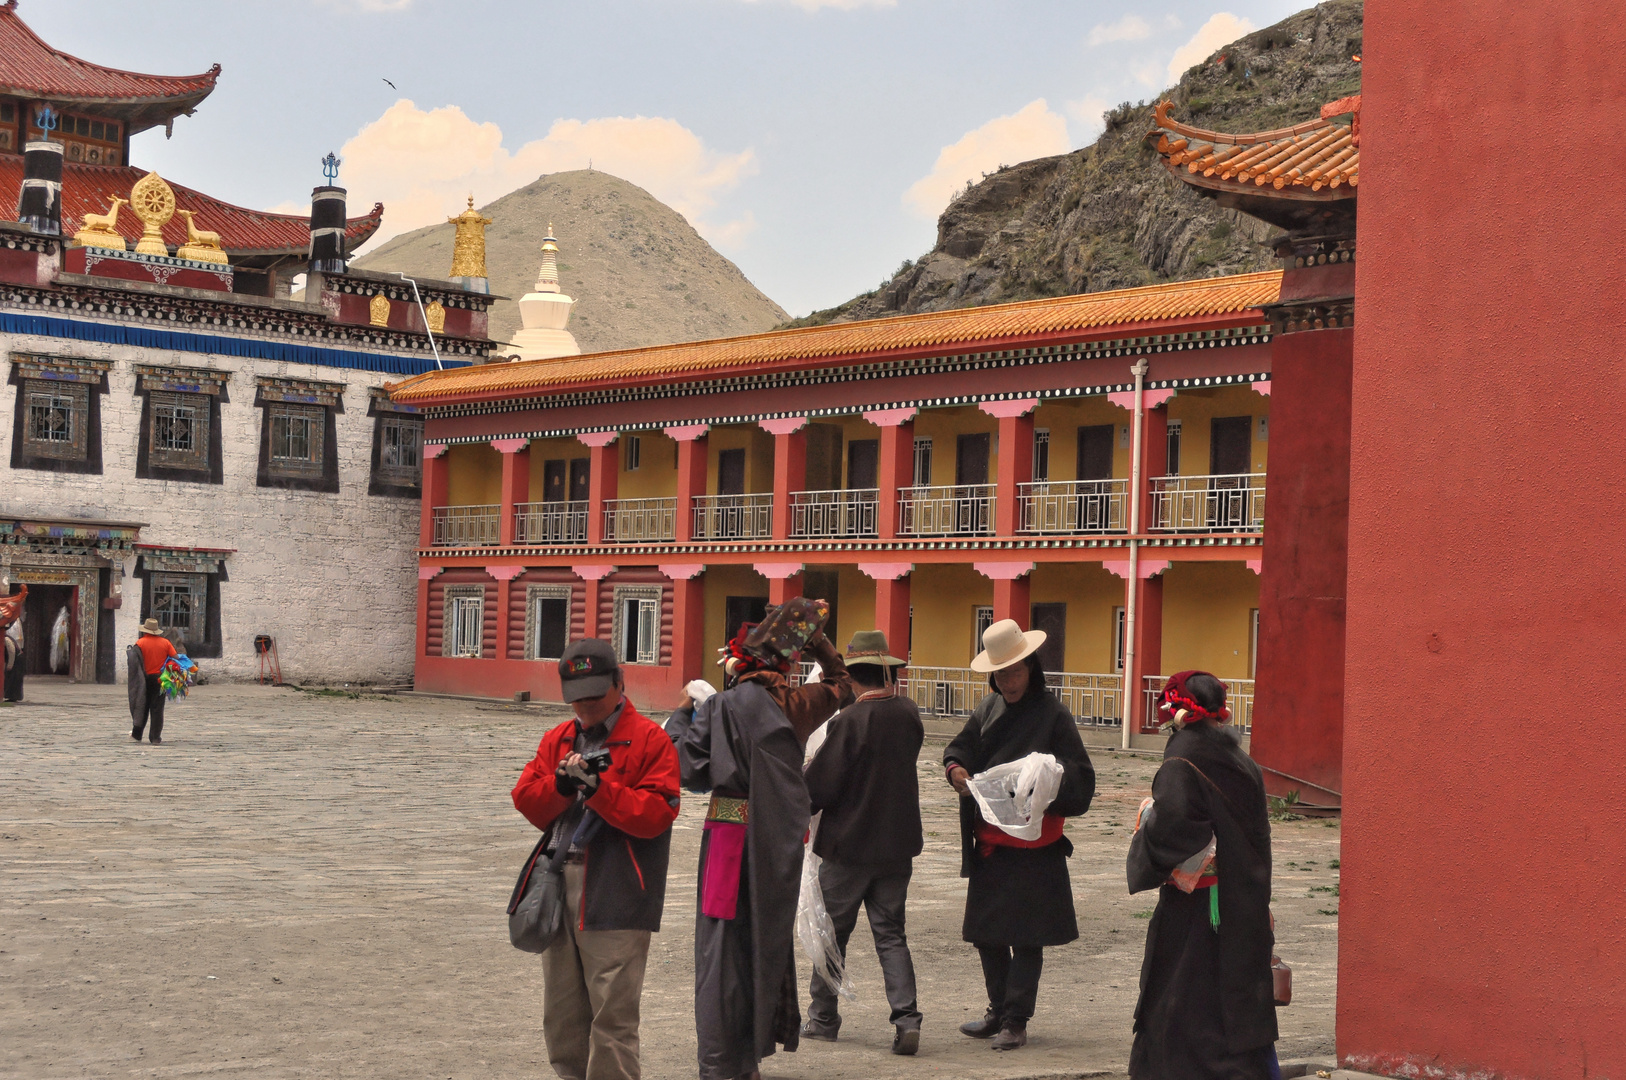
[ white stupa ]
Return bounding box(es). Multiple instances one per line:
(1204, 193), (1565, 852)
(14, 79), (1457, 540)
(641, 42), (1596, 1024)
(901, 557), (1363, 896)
(505, 224), (581, 361)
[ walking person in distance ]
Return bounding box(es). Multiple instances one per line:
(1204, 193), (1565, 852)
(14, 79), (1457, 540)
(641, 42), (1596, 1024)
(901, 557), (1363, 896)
(131, 619), (178, 744)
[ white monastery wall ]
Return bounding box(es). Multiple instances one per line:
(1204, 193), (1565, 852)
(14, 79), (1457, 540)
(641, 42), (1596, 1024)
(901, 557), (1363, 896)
(1, 333), (420, 684)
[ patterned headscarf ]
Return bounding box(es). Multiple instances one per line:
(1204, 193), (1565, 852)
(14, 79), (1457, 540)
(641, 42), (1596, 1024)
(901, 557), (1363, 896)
(716, 621), (791, 687)
(1157, 670), (1231, 731)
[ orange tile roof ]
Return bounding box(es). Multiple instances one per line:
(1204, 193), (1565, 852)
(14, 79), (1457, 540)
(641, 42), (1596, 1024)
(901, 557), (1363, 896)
(390, 269), (1282, 405)
(1148, 101), (1358, 193)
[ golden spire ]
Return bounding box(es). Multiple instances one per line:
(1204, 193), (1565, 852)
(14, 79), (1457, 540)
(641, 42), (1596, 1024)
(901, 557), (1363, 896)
(447, 195), (492, 279)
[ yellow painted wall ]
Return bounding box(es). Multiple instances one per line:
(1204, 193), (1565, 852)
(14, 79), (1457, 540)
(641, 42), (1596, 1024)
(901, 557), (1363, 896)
(706, 424), (775, 494)
(908, 563), (993, 666)
(911, 406), (999, 486)
(524, 437), (589, 502)
(1030, 561), (1127, 672)
(811, 415), (883, 488)
(701, 564), (769, 690)
(1165, 385), (1271, 476)
(1031, 398), (1133, 482)
(446, 442), (501, 505)
(1159, 561), (1260, 680)
(617, 431), (678, 500)
(827, 564), (877, 651)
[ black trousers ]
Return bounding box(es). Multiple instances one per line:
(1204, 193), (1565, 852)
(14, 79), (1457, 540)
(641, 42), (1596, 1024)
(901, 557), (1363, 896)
(806, 858), (921, 1031)
(133, 674), (165, 740)
(976, 943), (1044, 1022)
(3, 640), (22, 702)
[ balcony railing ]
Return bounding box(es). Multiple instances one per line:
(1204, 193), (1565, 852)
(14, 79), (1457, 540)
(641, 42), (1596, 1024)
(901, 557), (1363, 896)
(1018, 479), (1128, 534)
(693, 493), (773, 540)
(788, 662), (1123, 725)
(1150, 473), (1265, 532)
(789, 488), (878, 539)
(514, 501), (587, 544)
(602, 497), (677, 543)
(898, 484), (995, 537)
(1141, 675), (1254, 735)
(432, 504), (499, 547)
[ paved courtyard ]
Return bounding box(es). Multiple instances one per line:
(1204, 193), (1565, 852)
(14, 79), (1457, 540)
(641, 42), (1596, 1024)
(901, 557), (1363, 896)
(1, 680), (1338, 1079)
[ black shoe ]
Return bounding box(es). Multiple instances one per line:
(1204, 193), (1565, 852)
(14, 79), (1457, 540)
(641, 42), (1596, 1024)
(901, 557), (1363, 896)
(131, 730), (142, 741)
(959, 1009), (1002, 1038)
(149, 736), (162, 745)
(892, 1026), (920, 1055)
(799, 1019), (839, 1042)
(989, 1019), (1027, 1051)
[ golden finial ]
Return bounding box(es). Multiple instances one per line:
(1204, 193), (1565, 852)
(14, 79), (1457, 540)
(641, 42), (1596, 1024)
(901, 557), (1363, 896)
(129, 172), (177, 257)
(447, 196), (492, 279)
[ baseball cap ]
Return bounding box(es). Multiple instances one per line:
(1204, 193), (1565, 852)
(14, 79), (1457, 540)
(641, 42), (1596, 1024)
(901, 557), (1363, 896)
(558, 639), (620, 702)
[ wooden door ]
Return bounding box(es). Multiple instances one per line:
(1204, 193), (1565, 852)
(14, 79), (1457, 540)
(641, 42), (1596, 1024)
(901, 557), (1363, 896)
(1210, 416), (1252, 475)
(1076, 425), (1115, 480)
(568, 458), (591, 502)
(847, 439), (878, 490)
(802, 568), (840, 646)
(955, 432), (990, 486)
(718, 448), (746, 495)
(1031, 602), (1067, 672)
(724, 595), (768, 643)
(541, 459), (567, 503)
(804, 423), (843, 491)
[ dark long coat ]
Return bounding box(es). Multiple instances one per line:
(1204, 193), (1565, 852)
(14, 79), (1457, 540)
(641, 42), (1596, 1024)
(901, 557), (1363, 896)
(804, 690), (924, 866)
(1127, 723), (1277, 1079)
(675, 679), (810, 1080)
(943, 689), (1095, 946)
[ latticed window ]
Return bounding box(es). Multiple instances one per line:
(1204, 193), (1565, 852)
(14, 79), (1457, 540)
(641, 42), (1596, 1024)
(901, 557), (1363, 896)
(526, 585), (572, 661)
(29, 389), (73, 443)
(612, 586), (661, 665)
(22, 379), (89, 461)
(442, 585), (484, 659)
(375, 415), (422, 487)
(151, 573), (205, 645)
(913, 437), (933, 487)
(269, 404), (324, 473)
(147, 390), (210, 471)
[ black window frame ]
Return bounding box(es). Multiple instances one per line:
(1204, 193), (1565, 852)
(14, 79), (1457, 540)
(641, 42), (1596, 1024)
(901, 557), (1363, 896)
(8, 359), (106, 475)
(255, 381), (342, 493)
(134, 557), (226, 660)
(367, 392), (424, 498)
(135, 368), (227, 484)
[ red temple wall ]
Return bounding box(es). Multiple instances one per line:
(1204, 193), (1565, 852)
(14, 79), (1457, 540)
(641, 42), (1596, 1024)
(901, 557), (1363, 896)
(1340, 2), (1626, 1076)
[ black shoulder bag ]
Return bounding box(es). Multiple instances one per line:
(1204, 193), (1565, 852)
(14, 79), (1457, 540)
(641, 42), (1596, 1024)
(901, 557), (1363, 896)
(507, 809), (597, 953)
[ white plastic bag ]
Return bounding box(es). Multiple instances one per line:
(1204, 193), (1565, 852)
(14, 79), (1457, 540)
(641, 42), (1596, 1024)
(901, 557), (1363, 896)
(968, 752), (1064, 841)
(49, 606), (69, 673)
(684, 679), (716, 704)
(794, 715), (854, 1000)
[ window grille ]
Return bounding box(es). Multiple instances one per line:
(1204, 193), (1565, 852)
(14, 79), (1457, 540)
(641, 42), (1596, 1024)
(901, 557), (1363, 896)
(151, 573), (205, 645)
(147, 390), (210, 471)
(269, 404), (325, 474)
(381, 417), (422, 470)
(974, 605), (995, 655)
(1113, 606), (1126, 673)
(612, 585), (662, 665)
(1032, 429), (1050, 482)
(624, 435), (641, 471)
(526, 584), (572, 661)
(912, 437), (933, 487)
(21, 378), (90, 462)
(28, 389), (73, 443)
(442, 585), (484, 658)
(1166, 420), (1182, 476)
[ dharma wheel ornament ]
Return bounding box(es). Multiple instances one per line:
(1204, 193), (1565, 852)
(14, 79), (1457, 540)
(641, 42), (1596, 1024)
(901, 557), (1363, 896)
(129, 172), (177, 256)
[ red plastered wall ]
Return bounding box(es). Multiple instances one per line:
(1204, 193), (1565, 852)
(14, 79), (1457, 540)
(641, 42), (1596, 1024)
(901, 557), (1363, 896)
(1340, 2), (1626, 1075)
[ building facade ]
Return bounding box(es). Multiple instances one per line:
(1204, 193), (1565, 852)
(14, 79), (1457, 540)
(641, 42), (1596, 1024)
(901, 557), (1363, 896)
(391, 272), (1280, 750)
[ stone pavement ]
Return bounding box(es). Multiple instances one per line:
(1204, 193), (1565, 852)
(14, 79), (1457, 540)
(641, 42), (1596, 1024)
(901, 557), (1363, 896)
(0, 680), (1339, 1079)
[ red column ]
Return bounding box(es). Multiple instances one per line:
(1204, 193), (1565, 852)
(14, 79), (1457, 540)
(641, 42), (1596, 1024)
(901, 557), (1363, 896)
(661, 565), (707, 687)
(861, 564), (913, 662)
(980, 400), (1039, 536)
(575, 565), (614, 640)
(665, 424), (709, 543)
(864, 408), (916, 540)
(415, 570), (435, 673)
(759, 418), (808, 541)
(578, 433), (619, 546)
(493, 438), (529, 546)
(1110, 566), (1165, 735)
(757, 562), (805, 606)
(977, 561), (1034, 629)
(420, 444), (449, 547)
(488, 565), (524, 659)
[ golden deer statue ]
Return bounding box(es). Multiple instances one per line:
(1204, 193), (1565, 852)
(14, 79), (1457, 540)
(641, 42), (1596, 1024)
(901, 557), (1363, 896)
(74, 195), (128, 250)
(174, 209), (228, 264)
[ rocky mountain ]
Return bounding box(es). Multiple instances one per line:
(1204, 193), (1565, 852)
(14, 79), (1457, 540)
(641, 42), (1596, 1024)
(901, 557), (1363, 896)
(353, 170), (788, 354)
(786, 0), (1362, 328)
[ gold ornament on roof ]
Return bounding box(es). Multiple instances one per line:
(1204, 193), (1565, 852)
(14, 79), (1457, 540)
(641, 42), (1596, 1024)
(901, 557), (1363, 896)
(74, 194), (128, 250)
(369, 292), (391, 327)
(447, 195), (492, 279)
(174, 209), (228, 265)
(129, 172), (177, 257)
(425, 299), (446, 334)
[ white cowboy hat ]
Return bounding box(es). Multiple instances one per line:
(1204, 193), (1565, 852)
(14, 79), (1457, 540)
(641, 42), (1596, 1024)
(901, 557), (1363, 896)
(969, 618), (1047, 673)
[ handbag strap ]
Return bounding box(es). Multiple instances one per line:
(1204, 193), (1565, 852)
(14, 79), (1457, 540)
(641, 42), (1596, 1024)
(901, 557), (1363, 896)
(1167, 756), (1268, 863)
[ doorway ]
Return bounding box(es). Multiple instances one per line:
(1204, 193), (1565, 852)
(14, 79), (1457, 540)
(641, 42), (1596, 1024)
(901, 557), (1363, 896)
(847, 439), (878, 490)
(956, 432), (991, 486)
(717, 449), (747, 495)
(22, 583), (74, 676)
(1209, 416), (1253, 529)
(1031, 602), (1067, 672)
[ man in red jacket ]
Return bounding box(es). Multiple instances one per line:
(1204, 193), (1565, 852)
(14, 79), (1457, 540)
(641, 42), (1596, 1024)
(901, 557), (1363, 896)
(512, 639), (680, 1080)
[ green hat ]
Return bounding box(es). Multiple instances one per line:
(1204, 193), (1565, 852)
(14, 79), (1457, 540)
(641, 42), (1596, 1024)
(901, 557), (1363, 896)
(845, 630), (905, 667)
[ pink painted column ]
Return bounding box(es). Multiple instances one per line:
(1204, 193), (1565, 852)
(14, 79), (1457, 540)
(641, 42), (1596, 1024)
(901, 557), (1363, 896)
(420, 443), (449, 548)
(660, 563), (707, 686)
(759, 417), (808, 541)
(577, 431), (619, 546)
(573, 564), (615, 641)
(1104, 558), (1170, 733)
(756, 562), (805, 607)
(664, 424), (710, 543)
(980, 399), (1039, 537)
(1108, 388), (1174, 533)
(492, 438), (530, 546)
(977, 561), (1034, 629)
(416, 566), (442, 665)
(864, 408), (917, 540)
(860, 562), (913, 663)
(487, 564), (524, 659)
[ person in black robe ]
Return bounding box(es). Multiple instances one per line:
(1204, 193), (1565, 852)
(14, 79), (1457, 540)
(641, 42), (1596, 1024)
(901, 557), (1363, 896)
(942, 618), (1095, 1051)
(666, 612), (853, 1080)
(1127, 670), (1277, 1080)
(2, 584), (25, 703)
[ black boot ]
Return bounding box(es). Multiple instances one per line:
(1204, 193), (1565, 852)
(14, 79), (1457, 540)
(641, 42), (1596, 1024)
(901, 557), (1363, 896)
(959, 1008), (1002, 1038)
(990, 1018), (1027, 1051)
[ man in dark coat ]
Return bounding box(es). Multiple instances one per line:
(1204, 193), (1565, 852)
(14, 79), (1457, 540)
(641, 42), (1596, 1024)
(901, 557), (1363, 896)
(1127, 670), (1277, 1079)
(800, 630), (925, 1055)
(666, 607), (854, 1080)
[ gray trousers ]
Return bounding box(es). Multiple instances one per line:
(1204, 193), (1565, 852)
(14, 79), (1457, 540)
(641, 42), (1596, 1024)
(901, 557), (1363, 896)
(542, 861), (652, 1080)
(806, 858), (922, 1031)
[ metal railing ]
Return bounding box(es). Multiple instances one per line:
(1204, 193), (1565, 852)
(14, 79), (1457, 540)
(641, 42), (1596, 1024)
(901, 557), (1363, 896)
(1018, 479), (1128, 534)
(1149, 473), (1265, 532)
(789, 488), (878, 538)
(693, 493), (773, 540)
(432, 504), (499, 547)
(1141, 675), (1254, 735)
(898, 484), (995, 536)
(604, 497), (677, 543)
(786, 662), (1122, 726)
(514, 501), (587, 544)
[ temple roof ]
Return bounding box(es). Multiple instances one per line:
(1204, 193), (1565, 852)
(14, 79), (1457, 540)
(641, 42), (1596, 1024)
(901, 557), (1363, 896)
(1147, 99), (1357, 231)
(0, 2), (219, 134)
(389, 269), (1281, 405)
(0, 155), (383, 263)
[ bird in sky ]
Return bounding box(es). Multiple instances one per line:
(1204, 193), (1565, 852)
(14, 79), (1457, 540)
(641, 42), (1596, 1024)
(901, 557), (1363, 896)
(382, 77), (397, 90)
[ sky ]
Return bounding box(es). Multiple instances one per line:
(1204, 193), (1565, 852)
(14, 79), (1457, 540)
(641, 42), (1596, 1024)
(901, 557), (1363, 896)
(28, 0), (1308, 317)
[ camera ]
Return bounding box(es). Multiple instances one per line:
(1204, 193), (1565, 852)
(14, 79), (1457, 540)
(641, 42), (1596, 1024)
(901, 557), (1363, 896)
(578, 748), (614, 776)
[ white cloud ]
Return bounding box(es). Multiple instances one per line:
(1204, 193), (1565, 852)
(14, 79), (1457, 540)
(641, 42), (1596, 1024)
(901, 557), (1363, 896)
(1066, 94), (1112, 142)
(1088, 14), (1151, 46)
(903, 99), (1071, 219)
(310, 100), (758, 251)
(1167, 12), (1255, 83)
(739, 0), (895, 9)
(317, 0), (412, 10)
